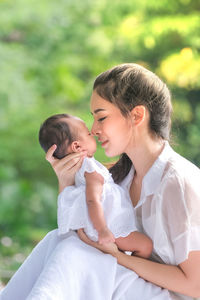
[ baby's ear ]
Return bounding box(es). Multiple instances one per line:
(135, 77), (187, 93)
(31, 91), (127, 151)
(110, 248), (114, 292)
(71, 141), (82, 152)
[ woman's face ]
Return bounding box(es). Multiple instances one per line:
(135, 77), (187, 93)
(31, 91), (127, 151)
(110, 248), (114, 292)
(90, 90), (133, 157)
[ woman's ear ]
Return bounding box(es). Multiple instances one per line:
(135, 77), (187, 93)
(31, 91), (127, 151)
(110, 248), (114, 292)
(71, 141), (82, 153)
(130, 105), (146, 126)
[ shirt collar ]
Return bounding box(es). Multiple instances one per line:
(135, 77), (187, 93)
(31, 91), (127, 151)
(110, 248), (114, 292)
(141, 141), (174, 198)
(120, 141), (174, 202)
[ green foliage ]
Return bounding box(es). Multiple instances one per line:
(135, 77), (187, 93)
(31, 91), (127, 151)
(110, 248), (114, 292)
(0, 0), (200, 283)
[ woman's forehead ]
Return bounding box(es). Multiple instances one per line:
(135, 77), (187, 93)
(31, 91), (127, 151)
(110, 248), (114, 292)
(90, 90), (115, 114)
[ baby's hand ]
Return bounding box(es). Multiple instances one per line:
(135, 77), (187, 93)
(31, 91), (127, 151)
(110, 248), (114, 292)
(98, 227), (115, 245)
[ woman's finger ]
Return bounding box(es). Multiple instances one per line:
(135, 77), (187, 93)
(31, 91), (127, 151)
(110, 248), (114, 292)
(45, 147), (87, 189)
(77, 229), (105, 251)
(78, 229), (110, 252)
(78, 229), (119, 257)
(52, 152), (86, 176)
(46, 145), (86, 170)
(77, 229), (95, 246)
(60, 152), (86, 170)
(71, 154), (85, 170)
(45, 144), (57, 164)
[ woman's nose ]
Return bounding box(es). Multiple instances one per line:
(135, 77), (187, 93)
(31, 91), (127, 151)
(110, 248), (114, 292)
(91, 122), (99, 136)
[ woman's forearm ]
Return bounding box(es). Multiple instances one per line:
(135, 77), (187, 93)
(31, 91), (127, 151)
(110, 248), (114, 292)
(77, 229), (200, 297)
(116, 251), (199, 297)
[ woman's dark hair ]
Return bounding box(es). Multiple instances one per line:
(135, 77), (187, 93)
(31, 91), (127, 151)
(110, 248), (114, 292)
(93, 63), (172, 183)
(39, 114), (75, 159)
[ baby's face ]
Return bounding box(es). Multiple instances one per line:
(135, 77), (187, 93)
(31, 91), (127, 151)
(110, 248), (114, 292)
(69, 118), (97, 157)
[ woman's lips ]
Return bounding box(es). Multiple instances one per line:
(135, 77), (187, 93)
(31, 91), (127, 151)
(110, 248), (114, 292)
(101, 140), (108, 148)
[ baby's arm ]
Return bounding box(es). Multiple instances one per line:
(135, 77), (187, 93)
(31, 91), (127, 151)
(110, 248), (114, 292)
(84, 171), (115, 244)
(115, 231), (153, 258)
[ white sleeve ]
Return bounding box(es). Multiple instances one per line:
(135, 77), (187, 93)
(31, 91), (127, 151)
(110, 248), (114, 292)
(161, 171), (200, 265)
(75, 157), (98, 186)
(76, 157), (111, 185)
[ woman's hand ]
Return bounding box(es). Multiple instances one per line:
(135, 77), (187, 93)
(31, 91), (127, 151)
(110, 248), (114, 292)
(45, 144), (86, 193)
(77, 229), (119, 258)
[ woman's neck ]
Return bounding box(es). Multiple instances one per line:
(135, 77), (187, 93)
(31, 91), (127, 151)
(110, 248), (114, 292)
(126, 136), (165, 180)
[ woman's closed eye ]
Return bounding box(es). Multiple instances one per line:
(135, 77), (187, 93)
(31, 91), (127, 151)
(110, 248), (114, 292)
(98, 116), (107, 122)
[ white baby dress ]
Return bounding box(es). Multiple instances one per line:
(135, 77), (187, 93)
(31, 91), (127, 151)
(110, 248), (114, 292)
(57, 157), (137, 241)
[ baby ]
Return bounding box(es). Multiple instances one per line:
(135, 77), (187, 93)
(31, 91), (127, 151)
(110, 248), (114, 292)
(39, 113), (153, 258)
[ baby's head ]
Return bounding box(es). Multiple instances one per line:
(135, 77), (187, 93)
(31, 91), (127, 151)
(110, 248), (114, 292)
(39, 113), (96, 159)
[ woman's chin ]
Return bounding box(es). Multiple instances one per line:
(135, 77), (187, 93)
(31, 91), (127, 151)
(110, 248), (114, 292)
(105, 149), (118, 158)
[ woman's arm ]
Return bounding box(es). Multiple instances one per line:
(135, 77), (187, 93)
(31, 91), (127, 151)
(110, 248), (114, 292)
(85, 171), (115, 244)
(116, 250), (200, 298)
(45, 144), (86, 193)
(78, 229), (200, 298)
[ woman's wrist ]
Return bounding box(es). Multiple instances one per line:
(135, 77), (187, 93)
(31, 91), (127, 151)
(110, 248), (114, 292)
(115, 249), (129, 264)
(58, 184), (66, 194)
(58, 180), (73, 193)
(116, 249), (122, 260)
(58, 174), (76, 193)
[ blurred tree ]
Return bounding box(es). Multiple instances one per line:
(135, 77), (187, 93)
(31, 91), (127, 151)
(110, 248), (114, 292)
(0, 0), (200, 281)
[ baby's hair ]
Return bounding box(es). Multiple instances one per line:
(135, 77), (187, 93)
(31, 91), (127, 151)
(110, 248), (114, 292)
(39, 113), (75, 159)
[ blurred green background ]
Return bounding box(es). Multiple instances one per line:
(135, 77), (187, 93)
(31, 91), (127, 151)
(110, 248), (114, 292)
(0, 0), (200, 286)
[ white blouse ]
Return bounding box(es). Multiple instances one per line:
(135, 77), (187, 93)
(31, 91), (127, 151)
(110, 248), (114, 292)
(120, 141), (200, 300)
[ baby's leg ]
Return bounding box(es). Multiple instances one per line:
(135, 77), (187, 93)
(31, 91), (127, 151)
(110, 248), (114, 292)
(115, 231), (153, 258)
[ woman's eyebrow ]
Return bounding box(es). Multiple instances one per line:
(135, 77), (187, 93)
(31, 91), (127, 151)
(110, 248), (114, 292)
(91, 108), (106, 115)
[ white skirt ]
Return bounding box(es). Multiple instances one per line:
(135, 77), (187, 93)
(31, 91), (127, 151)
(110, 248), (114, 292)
(0, 230), (171, 300)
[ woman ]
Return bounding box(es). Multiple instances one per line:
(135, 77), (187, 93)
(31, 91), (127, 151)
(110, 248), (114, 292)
(78, 63), (200, 299)
(1, 63), (200, 300)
